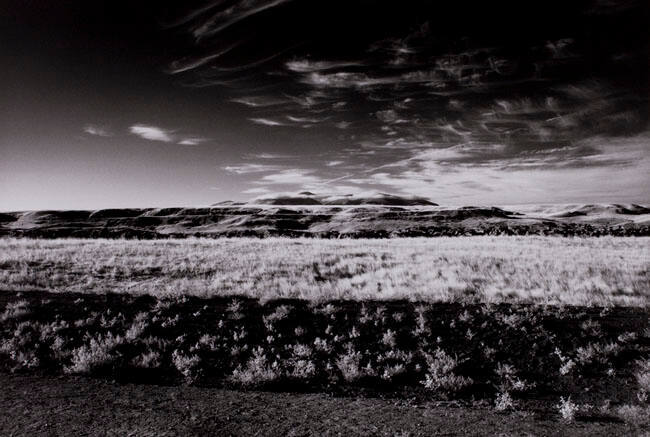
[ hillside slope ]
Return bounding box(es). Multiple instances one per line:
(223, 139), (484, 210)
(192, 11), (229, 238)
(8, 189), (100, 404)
(1, 197), (648, 238)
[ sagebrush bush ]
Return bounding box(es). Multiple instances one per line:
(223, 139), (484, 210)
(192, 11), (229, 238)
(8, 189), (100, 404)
(230, 347), (280, 386)
(171, 349), (201, 384)
(556, 396), (579, 422)
(494, 392), (515, 412)
(336, 344), (364, 382)
(421, 348), (472, 394)
(132, 350), (161, 369)
(615, 404), (650, 427)
(1, 300), (30, 321)
(495, 363), (531, 393)
(635, 358), (650, 403)
(289, 359), (317, 380)
(66, 332), (122, 374)
(125, 313), (149, 341)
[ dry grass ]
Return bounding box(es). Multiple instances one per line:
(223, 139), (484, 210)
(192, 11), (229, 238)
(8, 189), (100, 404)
(0, 236), (648, 306)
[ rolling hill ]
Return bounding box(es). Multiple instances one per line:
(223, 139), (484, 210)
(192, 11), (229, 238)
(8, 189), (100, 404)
(1, 194), (648, 238)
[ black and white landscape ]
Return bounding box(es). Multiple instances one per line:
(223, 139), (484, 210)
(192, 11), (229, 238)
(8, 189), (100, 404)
(1, 1), (649, 435)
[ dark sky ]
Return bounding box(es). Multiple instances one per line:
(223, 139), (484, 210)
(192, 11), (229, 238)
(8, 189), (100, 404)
(1, 0), (648, 210)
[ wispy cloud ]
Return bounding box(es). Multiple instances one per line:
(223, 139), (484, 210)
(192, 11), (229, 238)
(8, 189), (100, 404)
(286, 115), (328, 123)
(129, 125), (174, 142)
(83, 125), (112, 137)
(191, 0), (295, 41)
(249, 117), (286, 126)
(242, 187), (272, 194)
(259, 169), (322, 184)
(129, 124), (207, 145)
(243, 152), (293, 159)
(161, 1), (647, 204)
(167, 43), (241, 74)
(285, 59), (364, 73)
(223, 163), (282, 174)
(178, 137), (208, 146)
(231, 96), (289, 107)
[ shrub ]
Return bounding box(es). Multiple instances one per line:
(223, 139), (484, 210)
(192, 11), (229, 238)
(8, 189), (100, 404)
(336, 345), (364, 382)
(381, 363), (406, 381)
(635, 358), (650, 403)
(382, 329), (397, 348)
(66, 332), (122, 374)
(291, 343), (313, 358)
(1, 300), (30, 321)
(0, 321), (48, 370)
(171, 349), (201, 383)
(413, 306), (428, 336)
(495, 363), (531, 393)
(421, 348), (472, 394)
(554, 348), (576, 376)
(575, 342), (620, 366)
(313, 337), (332, 353)
(132, 350), (161, 369)
(494, 392), (515, 412)
(615, 404), (650, 427)
(263, 305), (292, 332)
(194, 334), (220, 352)
(230, 347), (280, 386)
(290, 359), (317, 380)
(125, 312), (149, 341)
(556, 396), (579, 422)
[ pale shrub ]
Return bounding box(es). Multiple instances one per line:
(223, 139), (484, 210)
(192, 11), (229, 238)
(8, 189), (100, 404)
(636, 358), (650, 403)
(421, 348), (472, 393)
(556, 396), (579, 422)
(575, 342), (621, 366)
(382, 329), (397, 348)
(124, 312), (149, 341)
(494, 392), (515, 412)
(336, 345), (364, 382)
(230, 347), (280, 386)
(381, 363), (406, 381)
(290, 359), (317, 380)
(495, 363), (531, 393)
(171, 349), (201, 383)
(66, 332), (122, 374)
(132, 350), (161, 368)
(615, 404), (650, 427)
(1, 300), (30, 321)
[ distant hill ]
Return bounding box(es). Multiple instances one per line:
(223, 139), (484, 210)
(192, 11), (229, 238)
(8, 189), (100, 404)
(1, 200), (648, 238)
(245, 192), (438, 206)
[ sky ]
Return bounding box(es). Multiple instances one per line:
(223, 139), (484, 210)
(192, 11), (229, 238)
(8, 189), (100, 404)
(0, 0), (648, 210)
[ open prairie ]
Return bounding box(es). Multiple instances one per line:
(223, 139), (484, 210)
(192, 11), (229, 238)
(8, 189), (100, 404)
(1, 236), (648, 306)
(1, 236), (649, 430)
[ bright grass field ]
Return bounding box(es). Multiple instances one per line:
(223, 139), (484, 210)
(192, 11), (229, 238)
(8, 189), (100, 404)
(0, 237), (648, 306)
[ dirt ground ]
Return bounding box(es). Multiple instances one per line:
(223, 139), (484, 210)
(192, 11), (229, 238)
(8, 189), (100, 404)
(0, 373), (638, 437)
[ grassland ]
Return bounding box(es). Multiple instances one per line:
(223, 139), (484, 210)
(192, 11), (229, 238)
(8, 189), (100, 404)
(1, 236), (648, 306)
(1, 236), (649, 429)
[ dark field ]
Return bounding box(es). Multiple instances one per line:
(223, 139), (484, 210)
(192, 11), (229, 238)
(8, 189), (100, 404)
(0, 372), (637, 436)
(1, 289), (649, 432)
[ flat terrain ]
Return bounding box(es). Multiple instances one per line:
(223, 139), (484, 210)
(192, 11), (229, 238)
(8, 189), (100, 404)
(1, 235), (648, 434)
(0, 373), (636, 436)
(1, 237), (648, 306)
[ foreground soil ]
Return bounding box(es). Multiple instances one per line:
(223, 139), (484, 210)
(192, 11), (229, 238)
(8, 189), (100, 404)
(0, 372), (635, 436)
